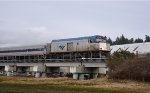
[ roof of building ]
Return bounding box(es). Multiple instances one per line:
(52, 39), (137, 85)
(110, 42), (150, 54)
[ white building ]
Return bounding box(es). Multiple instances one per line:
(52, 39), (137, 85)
(110, 42), (150, 55)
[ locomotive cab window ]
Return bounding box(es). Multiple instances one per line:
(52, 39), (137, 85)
(89, 40), (95, 43)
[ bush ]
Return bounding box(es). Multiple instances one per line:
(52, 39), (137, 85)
(108, 50), (150, 82)
(66, 73), (73, 78)
(107, 50), (135, 71)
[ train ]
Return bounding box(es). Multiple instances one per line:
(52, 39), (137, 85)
(0, 35), (110, 57)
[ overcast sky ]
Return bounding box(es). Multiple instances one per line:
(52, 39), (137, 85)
(0, 0), (150, 47)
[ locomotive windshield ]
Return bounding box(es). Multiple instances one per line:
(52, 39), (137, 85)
(96, 36), (106, 43)
(89, 35), (106, 43)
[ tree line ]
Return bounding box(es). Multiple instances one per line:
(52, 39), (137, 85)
(106, 34), (150, 45)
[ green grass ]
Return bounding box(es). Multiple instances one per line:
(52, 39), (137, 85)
(0, 83), (136, 93)
(0, 76), (148, 93)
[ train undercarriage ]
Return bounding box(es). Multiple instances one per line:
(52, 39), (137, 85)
(0, 51), (109, 63)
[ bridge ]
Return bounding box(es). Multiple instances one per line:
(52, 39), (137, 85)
(0, 35), (110, 80)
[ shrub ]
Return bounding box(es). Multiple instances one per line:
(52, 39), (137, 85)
(108, 50), (150, 82)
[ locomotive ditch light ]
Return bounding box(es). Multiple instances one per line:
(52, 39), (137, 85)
(81, 57), (86, 60)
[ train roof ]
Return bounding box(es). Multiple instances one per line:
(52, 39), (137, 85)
(0, 44), (46, 51)
(51, 35), (105, 42)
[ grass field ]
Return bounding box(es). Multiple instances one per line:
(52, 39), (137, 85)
(0, 76), (150, 93)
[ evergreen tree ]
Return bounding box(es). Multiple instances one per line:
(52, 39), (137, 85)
(120, 34), (126, 44)
(107, 34), (150, 45)
(107, 37), (113, 45)
(114, 37), (120, 45)
(113, 34), (129, 45)
(145, 35), (150, 42)
(134, 38), (143, 43)
(129, 38), (134, 44)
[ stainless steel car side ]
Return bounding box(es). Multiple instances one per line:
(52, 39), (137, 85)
(50, 35), (110, 53)
(0, 45), (46, 56)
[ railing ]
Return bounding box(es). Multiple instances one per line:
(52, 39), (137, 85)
(0, 57), (107, 63)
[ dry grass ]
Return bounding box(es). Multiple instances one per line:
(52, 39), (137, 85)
(0, 76), (150, 93)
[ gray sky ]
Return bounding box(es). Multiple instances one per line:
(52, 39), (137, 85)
(0, 0), (150, 47)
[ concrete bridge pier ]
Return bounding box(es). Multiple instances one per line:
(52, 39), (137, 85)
(71, 65), (85, 80)
(5, 65), (16, 76)
(33, 64), (46, 78)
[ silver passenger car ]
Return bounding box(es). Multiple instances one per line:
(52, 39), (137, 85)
(0, 44), (46, 56)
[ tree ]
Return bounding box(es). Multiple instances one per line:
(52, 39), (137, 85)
(120, 34), (127, 44)
(145, 35), (150, 42)
(135, 38), (143, 43)
(107, 34), (150, 45)
(129, 38), (134, 44)
(107, 37), (113, 45)
(114, 36), (120, 45)
(113, 34), (130, 45)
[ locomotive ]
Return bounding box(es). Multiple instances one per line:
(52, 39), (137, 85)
(47, 35), (110, 54)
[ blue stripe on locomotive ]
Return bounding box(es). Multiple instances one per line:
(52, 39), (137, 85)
(51, 35), (101, 42)
(0, 48), (44, 53)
